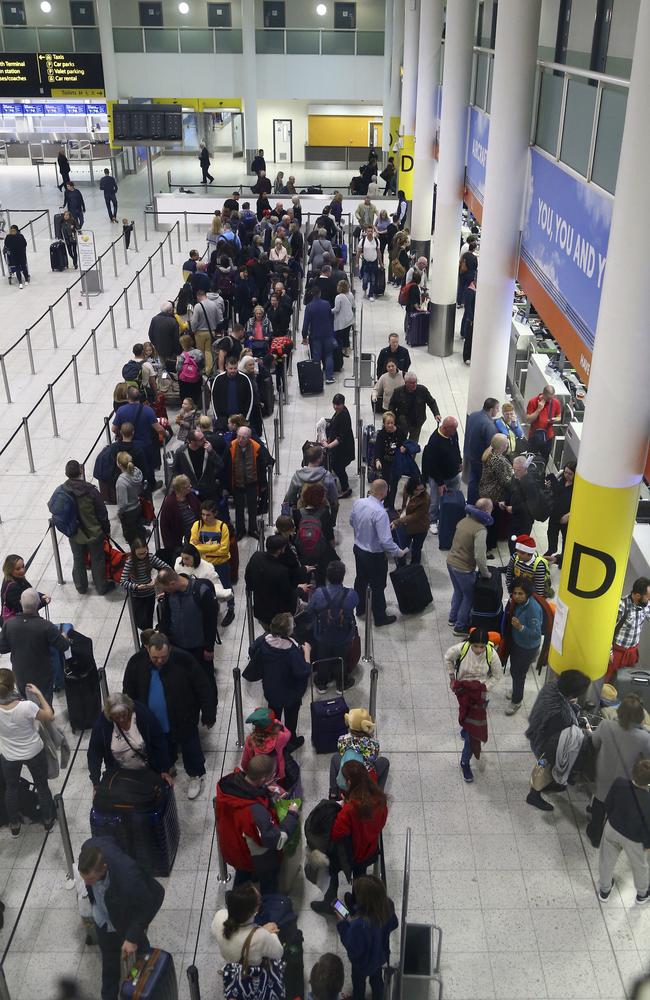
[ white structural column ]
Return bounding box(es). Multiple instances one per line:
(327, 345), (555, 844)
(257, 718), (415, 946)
(397, 0), (419, 199)
(241, 0), (259, 171)
(549, 0), (650, 681)
(427, 0), (474, 356)
(388, 0), (405, 152)
(466, 0), (542, 409)
(382, 0), (394, 154)
(410, 0), (444, 257)
(96, 0), (118, 101)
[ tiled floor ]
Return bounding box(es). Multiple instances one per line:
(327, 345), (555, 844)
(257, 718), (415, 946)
(0, 154), (648, 1000)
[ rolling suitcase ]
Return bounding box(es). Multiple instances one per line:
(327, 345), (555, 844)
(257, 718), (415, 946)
(63, 627), (101, 732)
(120, 948), (177, 1000)
(390, 564), (433, 614)
(611, 669), (650, 712)
(310, 658), (348, 754)
(406, 309), (430, 347)
(297, 359), (324, 396)
(363, 424), (377, 476)
(90, 783), (180, 877)
(375, 267), (386, 296)
(50, 239), (68, 271)
(470, 566), (504, 632)
(53, 213), (65, 240)
(333, 345), (344, 372)
(260, 375), (275, 416)
(437, 489), (466, 550)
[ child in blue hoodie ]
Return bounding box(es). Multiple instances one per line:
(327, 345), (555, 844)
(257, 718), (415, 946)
(336, 875), (398, 1000)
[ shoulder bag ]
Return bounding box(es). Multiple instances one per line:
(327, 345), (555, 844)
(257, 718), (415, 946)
(222, 925), (285, 1000)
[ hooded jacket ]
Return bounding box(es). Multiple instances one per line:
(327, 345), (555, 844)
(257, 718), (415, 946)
(284, 465), (339, 511)
(446, 506), (493, 577)
(246, 633), (310, 707)
(116, 466), (144, 513)
(63, 478), (110, 543)
(216, 769), (298, 874)
(525, 681), (578, 761)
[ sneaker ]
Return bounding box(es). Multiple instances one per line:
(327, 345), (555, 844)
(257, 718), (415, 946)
(187, 776), (204, 800)
(447, 620), (456, 627)
(221, 608), (235, 628)
(338, 488), (352, 499)
(10, 824), (21, 838)
(598, 885), (613, 902)
(311, 900), (334, 916)
(19, 283), (24, 289)
(636, 889), (650, 905)
(505, 702), (522, 715)
(461, 762), (473, 783)
(369, 296), (375, 302)
(325, 378), (336, 384)
(315, 684), (329, 695)
(526, 789), (554, 812)
(429, 524), (438, 535)
(453, 626), (470, 637)
(336, 678), (356, 694)
(376, 615), (397, 627)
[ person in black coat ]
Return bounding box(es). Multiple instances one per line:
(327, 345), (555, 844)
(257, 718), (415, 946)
(544, 461), (576, 566)
(252, 172), (272, 195)
(376, 335), (411, 377)
(63, 182), (86, 229)
(199, 143), (214, 184)
(171, 431), (225, 501)
(244, 535), (310, 628)
(87, 694), (171, 787)
(99, 168), (118, 222)
(246, 611), (311, 747)
(211, 362), (256, 430)
(251, 149), (266, 175)
(122, 632), (217, 797)
(3, 226), (29, 287)
(147, 303), (181, 365)
(325, 394), (355, 497)
(57, 147), (70, 191)
(78, 837), (164, 1000)
(461, 279), (476, 365)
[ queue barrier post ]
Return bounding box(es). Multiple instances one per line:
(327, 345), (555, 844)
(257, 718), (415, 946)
(48, 385), (59, 437)
(124, 287), (131, 329)
(278, 384), (284, 440)
(148, 258), (154, 295)
(49, 305), (58, 349)
(362, 584), (373, 663)
(176, 224), (181, 254)
(22, 418), (35, 473)
(0, 356), (11, 405)
(104, 416), (112, 445)
(48, 518), (65, 585)
(126, 593), (140, 651)
(109, 305), (117, 349)
(136, 270), (144, 310)
(98, 666), (110, 704)
(266, 471), (274, 527)
(91, 329), (100, 375)
(357, 415), (363, 475)
(160, 241), (166, 278)
(25, 330), (35, 375)
(273, 418), (280, 476)
(133, 223), (140, 254)
(53, 793), (75, 882)
(360, 462), (366, 498)
(72, 355), (81, 403)
(111, 242), (118, 278)
(143, 212), (149, 243)
(66, 287), (75, 328)
(29, 220), (36, 253)
(257, 515), (266, 552)
(233, 667), (245, 748)
(167, 232), (173, 266)
(184, 211), (189, 242)
(246, 590), (256, 648)
(123, 232), (129, 265)
(369, 666), (378, 727)
(46, 209), (53, 240)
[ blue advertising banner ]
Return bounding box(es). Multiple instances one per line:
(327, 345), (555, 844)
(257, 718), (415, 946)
(520, 148), (613, 352)
(44, 103), (65, 114)
(466, 106), (489, 205)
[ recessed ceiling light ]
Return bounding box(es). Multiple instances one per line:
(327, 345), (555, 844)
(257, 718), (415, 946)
(316, 3), (327, 15)
(40, 1), (52, 12)
(178, 1), (189, 13)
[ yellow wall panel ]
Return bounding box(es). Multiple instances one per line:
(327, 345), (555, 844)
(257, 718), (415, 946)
(308, 116), (382, 147)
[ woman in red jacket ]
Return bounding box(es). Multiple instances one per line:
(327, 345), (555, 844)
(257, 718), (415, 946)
(312, 759), (388, 915)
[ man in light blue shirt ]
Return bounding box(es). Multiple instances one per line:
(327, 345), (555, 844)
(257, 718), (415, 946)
(349, 479), (408, 626)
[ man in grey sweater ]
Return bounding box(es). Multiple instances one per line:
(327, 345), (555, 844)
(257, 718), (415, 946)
(0, 589), (69, 705)
(283, 445), (339, 523)
(190, 289), (225, 375)
(446, 498), (493, 636)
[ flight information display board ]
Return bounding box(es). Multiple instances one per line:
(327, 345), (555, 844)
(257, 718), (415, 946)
(112, 104), (183, 144)
(0, 53), (104, 97)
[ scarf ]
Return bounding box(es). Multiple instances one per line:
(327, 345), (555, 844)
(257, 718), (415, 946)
(233, 442), (257, 488)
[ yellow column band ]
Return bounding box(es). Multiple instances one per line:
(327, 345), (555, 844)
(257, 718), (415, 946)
(399, 134), (415, 200)
(549, 473), (640, 680)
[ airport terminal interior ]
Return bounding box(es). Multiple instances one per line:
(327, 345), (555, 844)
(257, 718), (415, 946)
(0, 0), (649, 998)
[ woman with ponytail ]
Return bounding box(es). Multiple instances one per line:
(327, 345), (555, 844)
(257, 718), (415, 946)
(211, 883), (283, 963)
(115, 451), (145, 544)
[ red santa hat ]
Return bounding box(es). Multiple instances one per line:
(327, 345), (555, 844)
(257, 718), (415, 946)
(512, 534), (537, 555)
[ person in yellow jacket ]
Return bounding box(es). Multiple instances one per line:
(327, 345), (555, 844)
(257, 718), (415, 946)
(189, 500), (235, 628)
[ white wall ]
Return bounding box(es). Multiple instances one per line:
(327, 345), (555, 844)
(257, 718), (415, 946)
(257, 100), (309, 161)
(255, 54), (384, 100)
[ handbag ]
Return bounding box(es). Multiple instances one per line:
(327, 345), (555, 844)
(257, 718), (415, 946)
(139, 495), (155, 523)
(530, 758), (553, 792)
(222, 926), (285, 1000)
(390, 259), (405, 280)
(242, 645), (264, 682)
(93, 766), (166, 812)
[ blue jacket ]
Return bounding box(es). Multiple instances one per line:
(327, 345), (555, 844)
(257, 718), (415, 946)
(87, 700), (171, 785)
(337, 909), (399, 977)
(512, 596), (543, 650)
(302, 298), (334, 342)
(248, 634), (310, 708)
(464, 409), (497, 465)
(83, 837), (164, 941)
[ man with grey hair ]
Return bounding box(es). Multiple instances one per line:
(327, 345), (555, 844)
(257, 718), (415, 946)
(501, 455), (540, 552)
(422, 416), (463, 534)
(147, 301), (180, 364)
(0, 588), (69, 705)
(226, 425), (273, 540)
(87, 691), (173, 788)
(390, 372), (441, 443)
(446, 498), (494, 636)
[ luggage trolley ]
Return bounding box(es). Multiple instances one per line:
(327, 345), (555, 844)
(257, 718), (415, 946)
(397, 827), (443, 999)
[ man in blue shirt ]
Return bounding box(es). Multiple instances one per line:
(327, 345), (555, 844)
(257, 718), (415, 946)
(349, 480), (408, 626)
(463, 397), (500, 504)
(112, 387), (162, 476)
(302, 285), (335, 384)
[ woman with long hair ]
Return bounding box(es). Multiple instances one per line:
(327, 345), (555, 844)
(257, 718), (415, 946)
(1, 555), (49, 620)
(332, 278), (355, 356)
(116, 452), (145, 545)
(119, 539), (170, 630)
(211, 882), (283, 963)
(391, 476), (430, 565)
(479, 432), (513, 552)
(312, 759), (388, 915)
(336, 874), (398, 1000)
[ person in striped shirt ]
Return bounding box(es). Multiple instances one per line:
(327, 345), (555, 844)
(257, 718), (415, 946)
(120, 540), (171, 631)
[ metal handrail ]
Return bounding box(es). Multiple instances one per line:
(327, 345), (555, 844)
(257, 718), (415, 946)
(0, 208), (52, 249)
(535, 58), (630, 90)
(110, 23), (383, 56)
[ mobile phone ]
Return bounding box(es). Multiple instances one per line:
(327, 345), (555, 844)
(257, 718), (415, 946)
(332, 899), (349, 919)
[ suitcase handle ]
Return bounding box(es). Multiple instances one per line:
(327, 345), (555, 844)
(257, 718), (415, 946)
(310, 657), (345, 702)
(630, 672), (650, 686)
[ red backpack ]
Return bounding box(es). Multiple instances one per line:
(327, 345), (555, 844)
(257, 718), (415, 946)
(296, 509), (327, 561)
(398, 281), (415, 306)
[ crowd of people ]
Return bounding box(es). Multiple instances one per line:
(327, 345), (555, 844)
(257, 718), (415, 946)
(1, 180), (649, 1000)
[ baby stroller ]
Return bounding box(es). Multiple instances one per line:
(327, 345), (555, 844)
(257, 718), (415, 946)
(2, 246), (16, 285)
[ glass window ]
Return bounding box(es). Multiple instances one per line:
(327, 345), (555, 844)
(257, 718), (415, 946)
(37, 27), (74, 51)
(215, 27), (242, 52)
(535, 69), (563, 155)
(70, 2), (95, 26)
(255, 28), (284, 53)
(356, 30), (383, 55)
(73, 27), (100, 51)
(474, 52), (489, 110)
(321, 29), (354, 54)
(2, 25), (36, 50)
(591, 84), (627, 193)
(566, 0), (596, 68)
(286, 29), (319, 54)
(113, 27), (144, 52)
(179, 28), (213, 52)
(560, 76), (597, 176)
(208, 2), (232, 28)
(144, 27), (179, 52)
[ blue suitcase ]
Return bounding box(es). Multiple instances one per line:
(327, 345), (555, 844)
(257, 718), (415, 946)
(437, 489), (466, 550)
(310, 658), (348, 754)
(90, 784), (180, 877)
(120, 948), (177, 999)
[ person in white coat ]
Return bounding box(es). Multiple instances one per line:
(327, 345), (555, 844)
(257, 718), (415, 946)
(174, 544), (234, 601)
(212, 883), (284, 964)
(332, 279), (355, 356)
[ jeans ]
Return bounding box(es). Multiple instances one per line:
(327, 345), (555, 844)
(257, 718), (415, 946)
(394, 524), (426, 565)
(214, 561), (235, 610)
(96, 925), (150, 1000)
(74, 211), (84, 230)
(467, 461), (483, 505)
(234, 483), (258, 534)
(310, 337), (334, 381)
(361, 259), (379, 296)
(460, 729), (472, 766)
(546, 518), (567, 559)
(65, 237), (78, 268)
(69, 535), (111, 595)
(352, 968), (385, 1000)
(447, 565), (475, 629)
(428, 475), (462, 523)
(104, 194), (118, 221)
(510, 643), (538, 705)
(1, 749), (55, 826)
(268, 701), (301, 740)
(353, 545), (389, 623)
(167, 728), (206, 777)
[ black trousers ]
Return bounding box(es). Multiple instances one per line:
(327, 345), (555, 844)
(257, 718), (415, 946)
(329, 450), (350, 492)
(353, 545), (388, 623)
(96, 925), (150, 1000)
(268, 701), (301, 740)
(201, 165), (214, 183)
(104, 194), (118, 221)
(546, 518), (567, 558)
(234, 484), (258, 533)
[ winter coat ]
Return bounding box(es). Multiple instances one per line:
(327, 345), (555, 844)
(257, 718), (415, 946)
(87, 701), (171, 784)
(246, 634), (310, 708)
(122, 645), (217, 738)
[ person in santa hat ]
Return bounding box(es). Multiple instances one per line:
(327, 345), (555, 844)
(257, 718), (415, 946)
(505, 534), (551, 599)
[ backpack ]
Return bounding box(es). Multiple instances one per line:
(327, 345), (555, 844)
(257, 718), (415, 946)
(180, 351), (201, 383)
(121, 359), (143, 389)
(398, 281), (415, 306)
(47, 486), (80, 538)
(455, 640), (495, 675)
(513, 554), (554, 599)
(295, 509), (327, 562)
(315, 588), (352, 643)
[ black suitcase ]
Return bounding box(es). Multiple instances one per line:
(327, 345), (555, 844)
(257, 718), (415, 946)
(260, 376), (275, 416)
(390, 564), (433, 614)
(375, 267), (386, 296)
(297, 359), (324, 395)
(406, 308), (430, 347)
(310, 659), (348, 754)
(53, 213), (65, 240)
(611, 669), (650, 712)
(63, 628), (101, 731)
(333, 345), (344, 372)
(472, 566), (503, 614)
(90, 784), (180, 877)
(50, 239), (68, 271)
(437, 489), (466, 550)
